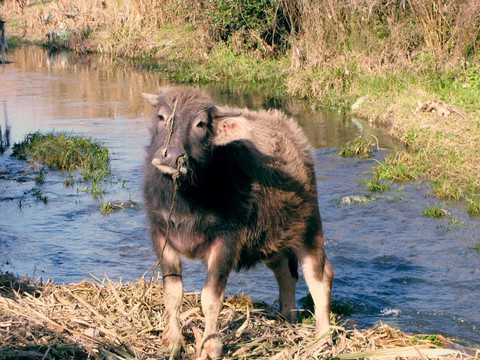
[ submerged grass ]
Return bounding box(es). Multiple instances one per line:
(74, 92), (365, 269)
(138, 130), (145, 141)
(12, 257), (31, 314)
(424, 203), (450, 218)
(467, 197), (480, 217)
(362, 177), (391, 193)
(12, 132), (110, 198)
(339, 136), (375, 158)
(0, 273), (473, 360)
(100, 201), (141, 215)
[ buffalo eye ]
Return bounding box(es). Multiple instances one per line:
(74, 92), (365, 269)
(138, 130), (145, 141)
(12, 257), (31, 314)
(157, 114), (165, 122)
(193, 111), (209, 130)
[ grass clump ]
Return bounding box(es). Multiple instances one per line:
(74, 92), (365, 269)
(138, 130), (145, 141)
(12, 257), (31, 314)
(424, 203), (450, 218)
(13, 132), (110, 198)
(467, 197), (480, 217)
(475, 240), (480, 252)
(100, 201), (115, 215)
(410, 334), (448, 347)
(373, 154), (420, 183)
(100, 201), (140, 215)
(432, 179), (463, 200)
(31, 188), (48, 204)
(339, 136), (374, 158)
(362, 177), (391, 193)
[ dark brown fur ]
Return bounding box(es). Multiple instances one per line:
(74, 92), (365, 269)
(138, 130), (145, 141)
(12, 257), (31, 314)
(142, 87), (333, 359)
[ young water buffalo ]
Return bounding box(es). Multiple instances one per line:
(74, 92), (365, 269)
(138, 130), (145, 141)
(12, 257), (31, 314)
(142, 87), (334, 359)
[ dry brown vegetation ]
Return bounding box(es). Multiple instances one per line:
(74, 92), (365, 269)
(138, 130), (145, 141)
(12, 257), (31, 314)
(3, 0), (480, 65)
(0, 273), (474, 359)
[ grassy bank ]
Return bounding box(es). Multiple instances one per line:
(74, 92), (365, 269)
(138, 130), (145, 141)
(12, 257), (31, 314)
(12, 132), (111, 199)
(0, 273), (473, 359)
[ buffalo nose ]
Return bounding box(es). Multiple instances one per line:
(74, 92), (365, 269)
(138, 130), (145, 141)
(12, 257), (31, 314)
(157, 145), (185, 168)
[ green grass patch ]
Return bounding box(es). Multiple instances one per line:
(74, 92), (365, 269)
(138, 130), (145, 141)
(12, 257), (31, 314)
(156, 45), (287, 95)
(467, 197), (480, 217)
(34, 167), (46, 185)
(475, 240), (480, 252)
(423, 203), (450, 218)
(100, 201), (141, 215)
(339, 136), (374, 158)
(362, 177), (391, 193)
(100, 201), (115, 215)
(31, 188), (48, 204)
(445, 216), (466, 232)
(6, 35), (22, 50)
(409, 334), (446, 347)
(432, 179), (463, 200)
(373, 154), (419, 182)
(63, 173), (75, 187)
(13, 132), (111, 198)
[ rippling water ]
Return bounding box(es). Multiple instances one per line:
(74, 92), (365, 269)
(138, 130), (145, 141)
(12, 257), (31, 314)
(1, 47), (479, 346)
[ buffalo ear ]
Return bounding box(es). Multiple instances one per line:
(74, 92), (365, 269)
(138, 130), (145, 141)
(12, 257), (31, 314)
(141, 93), (160, 107)
(211, 106), (243, 119)
(212, 115), (252, 146)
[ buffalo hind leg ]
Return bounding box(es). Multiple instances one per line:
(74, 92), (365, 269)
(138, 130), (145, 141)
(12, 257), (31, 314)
(296, 238), (334, 336)
(198, 241), (232, 360)
(266, 253), (298, 323)
(158, 240), (184, 356)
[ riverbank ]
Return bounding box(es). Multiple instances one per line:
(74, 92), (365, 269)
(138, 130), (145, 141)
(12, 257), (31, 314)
(1, 0), (479, 213)
(0, 273), (475, 359)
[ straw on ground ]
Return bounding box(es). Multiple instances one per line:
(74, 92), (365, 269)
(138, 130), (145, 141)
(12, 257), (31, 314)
(0, 273), (475, 359)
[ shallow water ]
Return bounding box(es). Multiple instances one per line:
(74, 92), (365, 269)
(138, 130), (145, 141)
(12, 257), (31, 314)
(1, 47), (479, 346)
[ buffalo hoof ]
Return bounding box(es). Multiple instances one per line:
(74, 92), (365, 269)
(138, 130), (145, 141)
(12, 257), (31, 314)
(197, 336), (222, 360)
(162, 329), (184, 358)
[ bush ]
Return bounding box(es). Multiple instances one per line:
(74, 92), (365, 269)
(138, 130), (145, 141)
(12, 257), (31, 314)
(204, 0), (291, 55)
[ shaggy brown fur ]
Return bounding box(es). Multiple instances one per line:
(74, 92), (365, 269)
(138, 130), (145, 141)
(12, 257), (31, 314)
(142, 87), (333, 359)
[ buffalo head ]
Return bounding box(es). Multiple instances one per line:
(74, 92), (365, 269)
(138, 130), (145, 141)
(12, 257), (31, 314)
(142, 88), (246, 183)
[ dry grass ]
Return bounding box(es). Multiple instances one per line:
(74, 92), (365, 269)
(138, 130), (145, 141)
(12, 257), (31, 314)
(0, 273), (475, 359)
(5, 0), (479, 67)
(0, 0), (209, 58)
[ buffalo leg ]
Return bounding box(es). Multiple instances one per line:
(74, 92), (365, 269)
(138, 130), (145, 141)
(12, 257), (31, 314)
(296, 238), (334, 335)
(198, 241), (231, 359)
(266, 254), (298, 323)
(158, 240), (184, 355)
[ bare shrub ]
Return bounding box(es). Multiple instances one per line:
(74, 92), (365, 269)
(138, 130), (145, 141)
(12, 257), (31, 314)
(408, 0), (480, 65)
(283, 0), (480, 71)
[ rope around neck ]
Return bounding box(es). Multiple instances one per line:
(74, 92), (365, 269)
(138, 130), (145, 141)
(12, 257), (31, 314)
(149, 176), (180, 287)
(147, 97), (181, 287)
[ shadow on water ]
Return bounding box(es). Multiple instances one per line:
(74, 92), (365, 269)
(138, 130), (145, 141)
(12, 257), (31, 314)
(0, 47), (479, 346)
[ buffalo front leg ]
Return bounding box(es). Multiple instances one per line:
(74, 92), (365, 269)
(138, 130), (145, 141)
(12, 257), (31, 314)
(198, 241), (232, 360)
(266, 253), (298, 323)
(296, 238), (334, 336)
(158, 241), (184, 356)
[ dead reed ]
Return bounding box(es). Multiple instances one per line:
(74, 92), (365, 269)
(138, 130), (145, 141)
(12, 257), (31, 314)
(0, 273), (475, 359)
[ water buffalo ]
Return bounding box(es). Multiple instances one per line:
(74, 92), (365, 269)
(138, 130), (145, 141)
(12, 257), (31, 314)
(142, 87), (334, 359)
